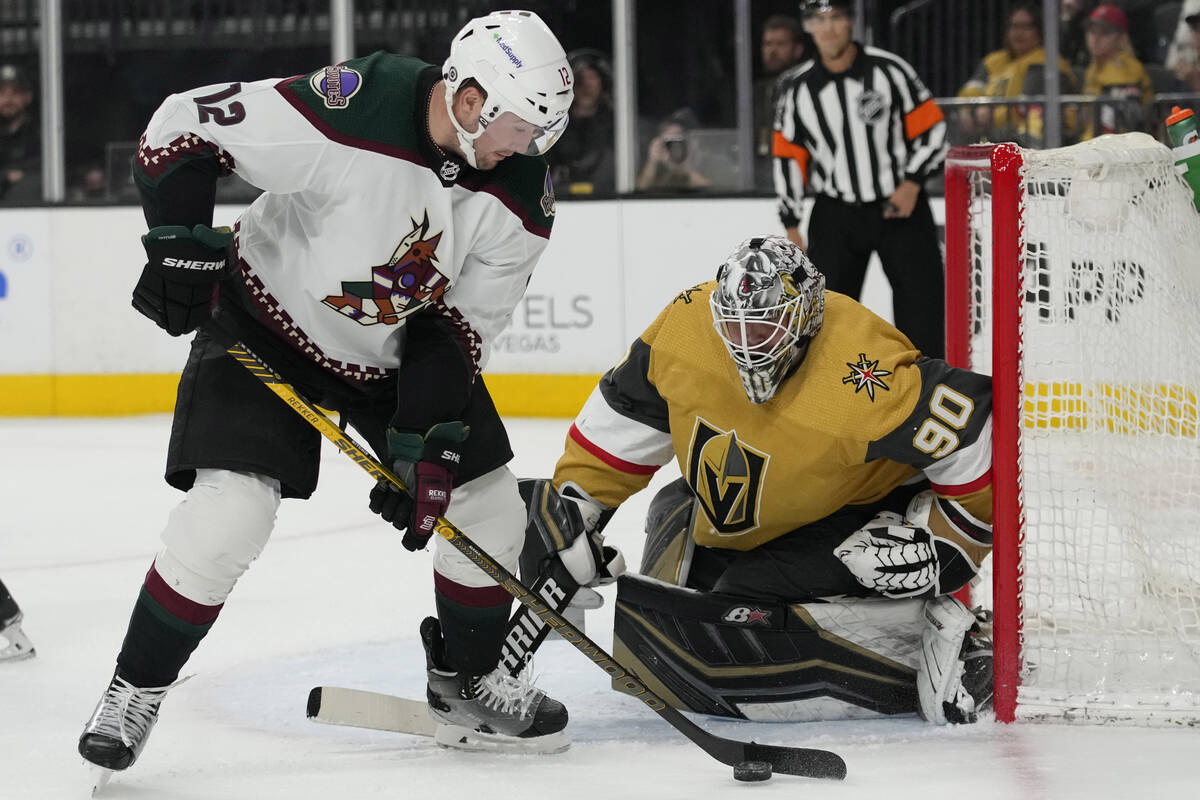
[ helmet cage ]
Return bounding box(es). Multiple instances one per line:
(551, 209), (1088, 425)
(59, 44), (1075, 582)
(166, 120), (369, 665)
(710, 236), (825, 404)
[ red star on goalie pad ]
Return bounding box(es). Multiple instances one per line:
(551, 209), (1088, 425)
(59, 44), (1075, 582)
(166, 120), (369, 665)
(746, 609), (770, 624)
(842, 353), (892, 402)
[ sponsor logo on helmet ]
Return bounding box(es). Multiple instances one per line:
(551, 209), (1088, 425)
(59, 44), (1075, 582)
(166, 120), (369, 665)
(842, 352), (892, 401)
(492, 33), (524, 68)
(310, 66), (362, 109)
(686, 417), (769, 536)
(721, 606), (772, 625)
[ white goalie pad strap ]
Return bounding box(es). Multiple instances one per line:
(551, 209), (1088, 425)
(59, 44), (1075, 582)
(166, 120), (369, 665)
(918, 595), (976, 725)
(157, 469), (281, 605)
(433, 466), (526, 587)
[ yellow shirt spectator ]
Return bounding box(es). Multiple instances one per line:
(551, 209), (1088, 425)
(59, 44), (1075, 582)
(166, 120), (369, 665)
(959, 49), (1018, 98)
(1082, 52), (1154, 139)
(972, 48), (1079, 144)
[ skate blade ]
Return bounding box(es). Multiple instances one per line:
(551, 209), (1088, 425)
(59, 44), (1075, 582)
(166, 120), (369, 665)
(433, 723), (570, 755)
(89, 765), (114, 796)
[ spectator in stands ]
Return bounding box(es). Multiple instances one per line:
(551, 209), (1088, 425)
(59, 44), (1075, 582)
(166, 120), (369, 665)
(957, 3), (1078, 146)
(1060, 0), (1100, 69)
(546, 49), (615, 195)
(755, 15), (807, 190)
(1173, 11), (1200, 92)
(959, 3), (1048, 97)
(1167, 0), (1200, 79)
(636, 108), (711, 192)
(0, 63), (39, 205)
(69, 162), (108, 203)
(1081, 4), (1154, 139)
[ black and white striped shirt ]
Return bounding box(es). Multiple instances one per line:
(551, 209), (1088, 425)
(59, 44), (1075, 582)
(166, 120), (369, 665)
(773, 44), (948, 227)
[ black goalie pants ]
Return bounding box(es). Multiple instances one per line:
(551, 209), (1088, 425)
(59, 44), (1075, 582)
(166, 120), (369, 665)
(806, 193), (945, 359)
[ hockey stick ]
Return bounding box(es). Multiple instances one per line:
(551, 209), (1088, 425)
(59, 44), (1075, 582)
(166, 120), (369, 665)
(224, 339), (847, 780)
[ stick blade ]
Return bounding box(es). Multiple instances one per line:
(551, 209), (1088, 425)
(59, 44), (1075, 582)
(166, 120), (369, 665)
(307, 686), (438, 737)
(743, 741), (847, 780)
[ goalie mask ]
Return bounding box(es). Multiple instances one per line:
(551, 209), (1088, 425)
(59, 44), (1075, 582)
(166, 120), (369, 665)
(442, 10), (573, 168)
(710, 235), (825, 404)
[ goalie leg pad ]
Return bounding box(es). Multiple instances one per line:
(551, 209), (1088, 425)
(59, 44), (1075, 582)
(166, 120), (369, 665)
(613, 574), (922, 721)
(918, 595), (993, 724)
(640, 478), (698, 585)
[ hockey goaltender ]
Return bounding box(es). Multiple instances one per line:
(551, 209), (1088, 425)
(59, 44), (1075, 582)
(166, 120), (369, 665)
(525, 234), (995, 726)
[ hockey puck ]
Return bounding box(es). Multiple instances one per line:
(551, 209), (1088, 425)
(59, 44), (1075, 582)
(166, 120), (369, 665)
(732, 760), (773, 782)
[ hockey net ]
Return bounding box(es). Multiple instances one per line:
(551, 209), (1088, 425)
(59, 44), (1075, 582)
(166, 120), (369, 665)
(945, 133), (1200, 726)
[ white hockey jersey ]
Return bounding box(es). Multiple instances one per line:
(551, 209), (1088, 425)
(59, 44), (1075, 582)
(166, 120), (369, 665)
(135, 53), (557, 381)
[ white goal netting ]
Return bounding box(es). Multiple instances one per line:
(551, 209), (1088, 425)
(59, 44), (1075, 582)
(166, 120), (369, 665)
(957, 133), (1200, 725)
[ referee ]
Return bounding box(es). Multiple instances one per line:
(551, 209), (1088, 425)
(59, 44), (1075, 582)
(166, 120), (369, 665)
(773, 0), (948, 358)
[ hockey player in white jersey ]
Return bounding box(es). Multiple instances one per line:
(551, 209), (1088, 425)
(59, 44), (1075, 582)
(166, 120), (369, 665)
(78, 10), (586, 784)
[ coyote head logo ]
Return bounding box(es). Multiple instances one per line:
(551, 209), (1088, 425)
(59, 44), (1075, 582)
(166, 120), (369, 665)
(322, 212), (447, 326)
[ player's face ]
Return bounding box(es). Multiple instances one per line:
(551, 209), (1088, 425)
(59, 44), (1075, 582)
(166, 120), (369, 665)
(473, 111), (565, 170)
(725, 318), (787, 350)
(806, 10), (853, 59)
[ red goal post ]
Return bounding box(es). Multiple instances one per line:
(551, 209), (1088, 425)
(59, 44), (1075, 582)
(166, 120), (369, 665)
(944, 135), (1200, 726)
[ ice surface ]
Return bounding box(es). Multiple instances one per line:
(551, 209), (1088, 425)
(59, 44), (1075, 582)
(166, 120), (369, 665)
(2, 415), (1197, 799)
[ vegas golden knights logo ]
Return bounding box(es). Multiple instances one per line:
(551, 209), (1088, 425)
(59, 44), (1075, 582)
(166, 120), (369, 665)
(685, 418), (769, 535)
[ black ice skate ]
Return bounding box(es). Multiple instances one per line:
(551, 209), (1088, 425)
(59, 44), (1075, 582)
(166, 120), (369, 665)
(79, 672), (189, 790)
(420, 616), (570, 754)
(0, 605), (35, 663)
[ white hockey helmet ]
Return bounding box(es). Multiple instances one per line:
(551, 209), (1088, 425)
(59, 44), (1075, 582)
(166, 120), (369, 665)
(442, 10), (573, 167)
(710, 235), (825, 404)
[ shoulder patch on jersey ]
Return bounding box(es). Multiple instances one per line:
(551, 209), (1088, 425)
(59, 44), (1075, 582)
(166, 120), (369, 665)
(540, 168), (556, 217)
(673, 285), (705, 305)
(309, 65), (363, 109)
(842, 353), (892, 401)
(278, 52), (429, 156)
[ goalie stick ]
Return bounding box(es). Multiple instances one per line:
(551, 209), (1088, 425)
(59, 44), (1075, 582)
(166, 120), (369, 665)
(222, 337), (848, 781)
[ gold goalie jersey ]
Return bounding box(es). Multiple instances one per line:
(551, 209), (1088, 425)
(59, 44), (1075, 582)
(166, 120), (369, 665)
(553, 283), (993, 551)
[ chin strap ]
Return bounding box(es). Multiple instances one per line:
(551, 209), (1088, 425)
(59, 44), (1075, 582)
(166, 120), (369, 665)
(443, 83), (482, 168)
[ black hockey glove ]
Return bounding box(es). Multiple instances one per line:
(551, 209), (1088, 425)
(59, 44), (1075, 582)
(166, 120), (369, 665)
(519, 479), (625, 609)
(369, 422), (469, 551)
(132, 224), (233, 336)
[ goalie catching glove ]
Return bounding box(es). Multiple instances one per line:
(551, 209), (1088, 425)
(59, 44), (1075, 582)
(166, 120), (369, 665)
(369, 422), (469, 551)
(132, 224), (233, 336)
(835, 490), (993, 599)
(519, 479), (626, 609)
